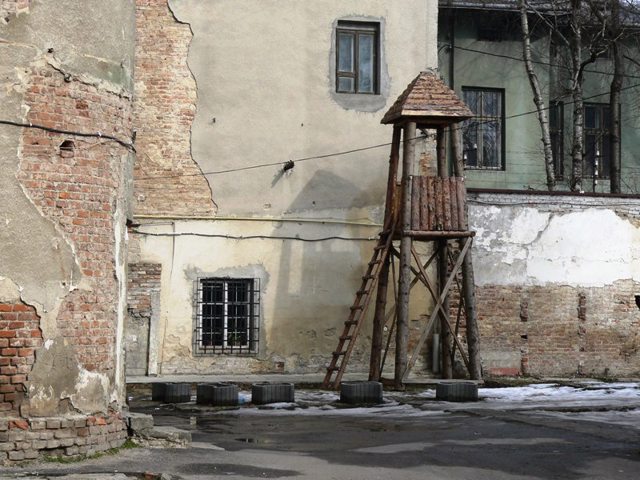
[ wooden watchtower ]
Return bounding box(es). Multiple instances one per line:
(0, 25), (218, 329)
(323, 71), (482, 389)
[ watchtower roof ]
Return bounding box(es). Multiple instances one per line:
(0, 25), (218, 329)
(381, 71), (473, 126)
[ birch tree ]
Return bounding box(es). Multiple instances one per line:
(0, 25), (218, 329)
(519, 0), (555, 190)
(521, 0), (605, 191)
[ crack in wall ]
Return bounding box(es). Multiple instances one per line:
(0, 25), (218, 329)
(167, 0), (217, 213)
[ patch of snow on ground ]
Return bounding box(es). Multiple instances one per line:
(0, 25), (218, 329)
(207, 382), (640, 417)
(479, 382), (640, 402)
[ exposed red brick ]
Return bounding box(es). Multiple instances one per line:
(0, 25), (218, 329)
(17, 65), (132, 376)
(9, 419), (29, 430)
(133, 0), (214, 216)
(451, 280), (640, 377)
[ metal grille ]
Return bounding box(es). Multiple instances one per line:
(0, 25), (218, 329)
(194, 278), (260, 355)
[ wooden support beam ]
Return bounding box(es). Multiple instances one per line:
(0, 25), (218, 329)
(380, 254), (398, 375)
(461, 238), (482, 380)
(437, 127), (447, 176)
(381, 250), (439, 375)
(370, 127), (402, 381)
(451, 124), (464, 178)
(395, 121), (417, 389)
(403, 230), (475, 239)
(439, 238), (452, 378)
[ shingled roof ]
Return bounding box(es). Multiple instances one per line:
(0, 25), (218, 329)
(381, 71), (473, 126)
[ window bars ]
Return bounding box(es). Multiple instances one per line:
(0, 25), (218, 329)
(194, 278), (260, 355)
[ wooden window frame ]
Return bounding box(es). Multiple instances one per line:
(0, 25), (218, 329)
(335, 21), (380, 95)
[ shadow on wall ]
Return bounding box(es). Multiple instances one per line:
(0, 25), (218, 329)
(269, 169), (383, 372)
(272, 169), (383, 212)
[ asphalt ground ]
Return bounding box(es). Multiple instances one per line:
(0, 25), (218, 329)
(2, 383), (639, 480)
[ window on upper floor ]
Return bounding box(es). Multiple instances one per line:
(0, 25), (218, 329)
(336, 21), (379, 95)
(583, 103), (611, 179)
(462, 87), (505, 170)
(194, 278), (260, 355)
(550, 101), (564, 179)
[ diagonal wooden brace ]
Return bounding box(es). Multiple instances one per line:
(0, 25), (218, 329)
(409, 245), (471, 374)
(402, 237), (472, 381)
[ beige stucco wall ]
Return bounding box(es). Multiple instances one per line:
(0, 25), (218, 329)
(170, 0), (436, 216)
(134, 0), (438, 375)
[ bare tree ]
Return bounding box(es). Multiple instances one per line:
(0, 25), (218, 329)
(519, 0), (556, 191)
(521, 0), (607, 191)
(606, 0), (624, 193)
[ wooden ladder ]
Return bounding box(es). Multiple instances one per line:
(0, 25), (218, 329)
(322, 231), (394, 389)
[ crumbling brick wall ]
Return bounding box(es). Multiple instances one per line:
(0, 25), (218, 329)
(465, 191), (640, 378)
(18, 67), (132, 375)
(1, 413), (127, 463)
(133, 0), (215, 216)
(126, 263), (162, 375)
(1, 0), (136, 462)
(0, 303), (41, 416)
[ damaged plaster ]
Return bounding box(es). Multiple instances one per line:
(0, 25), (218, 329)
(1, 32), (80, 338)
(1, 0), (136, 417)
(168, 0), (434, 216)
(470, 204), (640, 288)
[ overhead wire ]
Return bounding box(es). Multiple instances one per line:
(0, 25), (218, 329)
(0, 119), (136, 152)
(442, 43), (640, 80)
(131, 229), (379, 242)
(135, 80), (640, 182)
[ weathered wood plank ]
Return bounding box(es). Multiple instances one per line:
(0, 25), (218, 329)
(456, 178), (467, 230)
(411, 176), (420, 231)
(434, 177), (443, 230)
(442, 177), (452, 231)
(450, 177), (459, 230)
(427, 176), (436, 231)
(420, 176), (429, 231)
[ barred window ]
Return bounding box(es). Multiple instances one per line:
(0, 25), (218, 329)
(194, 278), (260, 355)
(462, 87), (505, 170)
(584, 103), (611, 179)
(550, 101), (564, 179)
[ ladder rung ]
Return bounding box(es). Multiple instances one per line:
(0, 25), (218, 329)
(356, 289), (370, 295)
(369, 259), (381, 266)
(326, 366), (338, 371)
(332, 351), (346, 357)
(350, 305), (364, 311)
(362, 275), (375, 280)
(374, 245), (386, 250)
(340, 336), (352, 341)
(344, 320), (357, 326)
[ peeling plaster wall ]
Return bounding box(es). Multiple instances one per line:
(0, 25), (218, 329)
(133, 0), (214, 216)
(168, 0), (435, 216)
(131, 0), (437, 374)
(0, 0), (135, 424)
(136, 220), (386, 374)
(468, 191), (640, 377)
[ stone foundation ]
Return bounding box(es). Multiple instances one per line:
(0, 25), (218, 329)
(0, 412), (127, 465)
